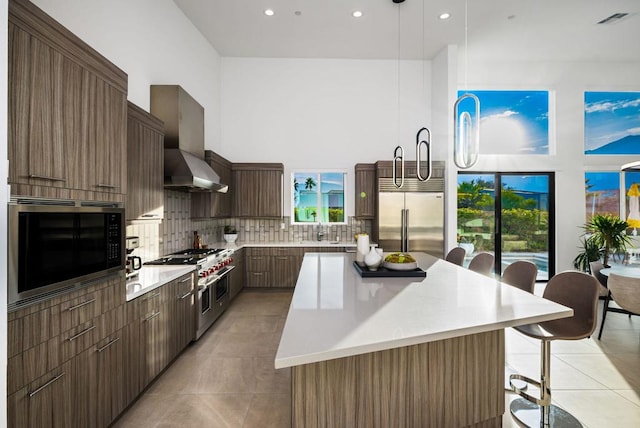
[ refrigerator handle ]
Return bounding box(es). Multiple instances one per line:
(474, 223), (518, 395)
(401, 209), (408, 252)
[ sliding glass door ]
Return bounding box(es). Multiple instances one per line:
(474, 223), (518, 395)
(457, 172), (555, 280)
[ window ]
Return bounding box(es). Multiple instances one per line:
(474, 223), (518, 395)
(584, 172), (619, 221)
(584, 91), (640, 155)
(457, 90), (550, 155)
(292, 172), (346, 224)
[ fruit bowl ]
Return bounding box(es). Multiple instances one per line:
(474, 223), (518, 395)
(383, 252), (417, 270)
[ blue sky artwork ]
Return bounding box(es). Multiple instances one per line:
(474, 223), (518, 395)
(457, 90), (549, 155)
(584, 92), (640, 155)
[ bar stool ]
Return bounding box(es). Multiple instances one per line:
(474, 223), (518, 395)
(445, 247), (466, 266)
(509, 271), (599, 427)
(502, 260), (537, 293)
(468, 252), (494, 276)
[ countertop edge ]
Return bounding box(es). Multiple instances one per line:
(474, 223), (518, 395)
(125, 265), (196, 302)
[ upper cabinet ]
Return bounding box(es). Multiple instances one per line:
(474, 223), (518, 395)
(354, 163), (376, 219)
(8, 0), (128, 202)
(191, 151), (233, 219)
(126, 102), (164, 221)
(232, 163), (284, 218)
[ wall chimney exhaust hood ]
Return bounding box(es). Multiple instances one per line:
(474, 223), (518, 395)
(150, 85), (228, 192)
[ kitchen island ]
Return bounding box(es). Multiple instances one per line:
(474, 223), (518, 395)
(275, 252), (572, 427)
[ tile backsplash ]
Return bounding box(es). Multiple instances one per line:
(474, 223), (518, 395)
(127, 190), (372, 261)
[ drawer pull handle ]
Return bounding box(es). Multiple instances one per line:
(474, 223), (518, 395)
(143, 291), (161, 300)
(67, 298), (96, 312)
(252, 272), (264, 276)
(96, 337), (120, 353)
(29, 174), (66, 182)
(68, 325), (96, 342)
(144, 311), (161, 321)
(28, 373), (65, 397)
(95, 183), (118, 189)
(276, 256), (288, 260)
(178, 291), (192, 300)
(179, 277), (192, 284)
(141, 214), (159, 218)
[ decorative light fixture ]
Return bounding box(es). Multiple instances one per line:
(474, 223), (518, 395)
(264, 9), (275, 16)
(392, 0), (432, 188)
(453, 0), (480, 169)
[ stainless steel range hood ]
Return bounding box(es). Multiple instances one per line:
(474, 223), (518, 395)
(151, 85), (228, 192)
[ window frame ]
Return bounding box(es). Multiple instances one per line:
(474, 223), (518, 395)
(291, 170), (348, 225)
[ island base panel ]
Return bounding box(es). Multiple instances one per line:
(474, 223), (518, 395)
(291, 329), (505, 428)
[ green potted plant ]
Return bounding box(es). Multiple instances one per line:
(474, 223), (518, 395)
(582, 214), (630, 267)
(223, 225), (238, 244)
(572, 236), (602, 272)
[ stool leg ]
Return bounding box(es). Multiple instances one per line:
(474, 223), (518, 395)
(510, 340), (584, 427)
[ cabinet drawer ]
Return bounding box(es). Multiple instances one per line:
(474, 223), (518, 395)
(55, 292), (100, 335)
(246, 255), (270, 272)
(245, 271), (271, 287)
(136, 288), (165, 318)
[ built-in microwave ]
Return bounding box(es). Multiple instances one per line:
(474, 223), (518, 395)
(8, 198), (125, 308)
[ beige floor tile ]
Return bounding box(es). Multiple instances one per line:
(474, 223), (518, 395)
(614, 389), (640, 407)
(505, 328), (541, 354)
(556, 354), (640, 389)
(243, 393), (291, 428)
(506, 353), (607, 390)
(154, 394), (252, 428)
(254, 357), (291, 394)
(552, 390), (640, 428)
(113, 393), (175, 427)
(209, 330), (279, 358)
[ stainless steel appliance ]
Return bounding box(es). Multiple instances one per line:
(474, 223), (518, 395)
(8, 197), (124, 308)
(376, 161), (445, 258)
(145, 248), (236, 339)
(126, 236), (142, 279)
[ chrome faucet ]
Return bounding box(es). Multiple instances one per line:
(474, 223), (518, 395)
(317, 223), (324, 241)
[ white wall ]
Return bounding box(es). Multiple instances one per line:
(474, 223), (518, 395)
(461, 59), (640, 272)
(31, 0), (223, 151)
(220, 57), (432, 217)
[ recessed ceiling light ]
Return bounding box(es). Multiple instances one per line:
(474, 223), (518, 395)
(439, 12), (451, 20)
(294, 11), (302, 16)
(264, 9), (275, 17)
(352, 11), (363, 18)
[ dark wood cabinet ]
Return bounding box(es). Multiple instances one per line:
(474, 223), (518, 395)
(126, 102), (164, 221)
(8, 0), (127, 201)
(245, 246), (347, 288)
(232, 163), (284, 218)
(230, 248), (245, 300)
(355, 163), (376, 219)
(168, 273), (196, 359)
(191, 151), (233, 218)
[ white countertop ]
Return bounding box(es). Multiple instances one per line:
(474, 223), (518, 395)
(204, 240), (359, 250)
(274, 252), (572, 369)
(125, 265), (196, 301)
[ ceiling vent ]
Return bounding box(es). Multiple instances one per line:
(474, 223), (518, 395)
(597, 13), (629, 24)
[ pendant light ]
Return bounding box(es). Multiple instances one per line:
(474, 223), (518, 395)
(392, 0), (432, 188)
(453, 0), (480, 169)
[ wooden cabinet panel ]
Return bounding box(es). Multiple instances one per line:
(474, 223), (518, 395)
(126, 102), (164, 221)
(355, 163), (376, 219)
(8, 360), (73, 428)
(191, 151), (232, 219)
(169, 273), (195, 359)
(232, 163), (283, 218)
(230, 248), (245, 300)
(8, 0), (128, 200)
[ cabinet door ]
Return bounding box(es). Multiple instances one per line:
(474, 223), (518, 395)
(127, 102), (164, 221)
(355, 164), (376, 219)
(191, 151), (233, 219)
(7, 360), (73, 428)
(85, 74), (127, 194)
(229, 249), (245, 299)
(95, 329), (128, 427)
(232, 165), (283, 218)
(245, 249), (271, 287)
(172, 274), (195, 358)
(271, 255), (298, 288)
(8, 26), (68, 188)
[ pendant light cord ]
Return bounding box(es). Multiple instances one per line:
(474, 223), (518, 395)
(397, 2), (401, 146)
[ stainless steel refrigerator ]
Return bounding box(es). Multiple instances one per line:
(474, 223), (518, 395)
(376, 169), (445, 258)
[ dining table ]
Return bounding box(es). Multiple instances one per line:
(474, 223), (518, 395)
(600, 264), (640, 278)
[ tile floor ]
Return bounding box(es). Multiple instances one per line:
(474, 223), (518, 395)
(115, 288), (640, 428)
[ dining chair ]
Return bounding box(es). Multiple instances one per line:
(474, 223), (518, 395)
(501, 260), (538, 293)
(589, 260), (609, 297)
(445, 247), (466, 266)
(509, 271), (599, 427)
(597, 272), (640, 340)
(468, 252), (494, 276)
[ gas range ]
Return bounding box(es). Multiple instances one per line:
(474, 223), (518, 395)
(145, 248), (236, 339)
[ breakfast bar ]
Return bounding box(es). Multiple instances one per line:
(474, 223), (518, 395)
(275, 252), (572, 427)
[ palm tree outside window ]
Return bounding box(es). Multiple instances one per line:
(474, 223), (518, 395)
(292, 172), (346, 224)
